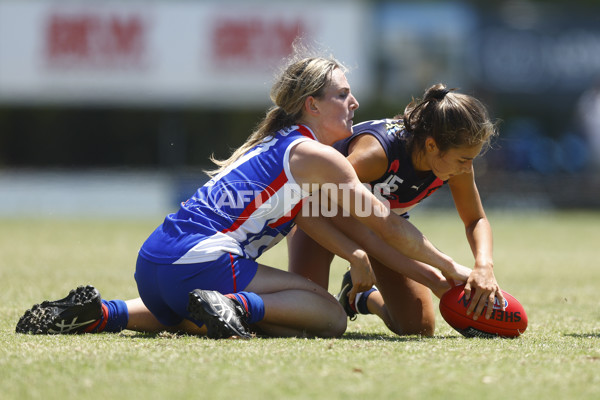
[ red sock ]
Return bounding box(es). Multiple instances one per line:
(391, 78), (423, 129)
(84, 303), (109, 333)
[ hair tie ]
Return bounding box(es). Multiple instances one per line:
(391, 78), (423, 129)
(425, 88), (450, 103)
(437, 88), (450, 99)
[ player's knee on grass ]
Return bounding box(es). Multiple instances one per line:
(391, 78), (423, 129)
(388, 319), (435, 337)
(386, 307), (436, 337)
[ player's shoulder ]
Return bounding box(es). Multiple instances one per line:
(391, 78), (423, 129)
(293, 138), (344, 161)
(290, 139), (356, 186)
(353, 118), (404, 136)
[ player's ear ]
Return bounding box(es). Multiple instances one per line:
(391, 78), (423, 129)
(304, 96), (319, 116)
(425, 137), (438, 153)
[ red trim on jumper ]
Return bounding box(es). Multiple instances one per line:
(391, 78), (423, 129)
(268, 198), (305, 229)
(84, 303), (109, 333)
(387, 179), (444, 209)
(297, 124), (317, 140)
(221, 169), (288, 233)
(388, 159), (400, 173)
(229, 253), (237, 292)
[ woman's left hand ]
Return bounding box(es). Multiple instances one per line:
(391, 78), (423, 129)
(463, 264), (505, 320)
(347, 249), (376, 305)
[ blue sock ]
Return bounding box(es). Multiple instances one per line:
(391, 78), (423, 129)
(101, 299), (129, 333)
(356, 288), (378, 314)
(229, 292), (265, 325)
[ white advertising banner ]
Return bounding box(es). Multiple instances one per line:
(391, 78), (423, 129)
(0, 0), (372, 107)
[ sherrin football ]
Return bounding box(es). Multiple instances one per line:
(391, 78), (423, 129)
(439, 284), (528, 338)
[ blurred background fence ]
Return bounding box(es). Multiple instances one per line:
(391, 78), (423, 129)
(1, 0), (599, 217)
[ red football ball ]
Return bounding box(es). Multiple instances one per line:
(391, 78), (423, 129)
(439, 284), (528, 338)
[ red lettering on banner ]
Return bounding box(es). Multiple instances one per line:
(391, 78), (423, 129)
(47, 15), (90, 59)
(212, 18), (304, 68)
(45, 13), (146, 69)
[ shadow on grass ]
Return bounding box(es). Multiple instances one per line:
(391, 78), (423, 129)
(564, 332), (600, 339)
(340, 332), (462, 342)
(119, 331), (194, 340)
(120, 331), (464, 341)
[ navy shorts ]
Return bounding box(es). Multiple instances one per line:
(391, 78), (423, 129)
(134, 252), (258, 327)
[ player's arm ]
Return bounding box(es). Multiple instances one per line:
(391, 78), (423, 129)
(290, 141), (469, 283)
(449, 170), (505, 319)
(294, 211), (375, 303)
(343, 134), (460, 297)
(323, 212), (462, 298)
(345, 134), (388, 182)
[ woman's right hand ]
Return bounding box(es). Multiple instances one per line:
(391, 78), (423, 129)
(441, 261), (472, 288)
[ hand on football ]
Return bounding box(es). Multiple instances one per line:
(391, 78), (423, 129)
(464, 265), (505, 320)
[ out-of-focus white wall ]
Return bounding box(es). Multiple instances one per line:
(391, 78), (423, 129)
(0, 0), (373, 107)
(0, 170), (174, 218)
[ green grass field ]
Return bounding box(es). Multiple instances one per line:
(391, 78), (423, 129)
(1, 210), (599, 400)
